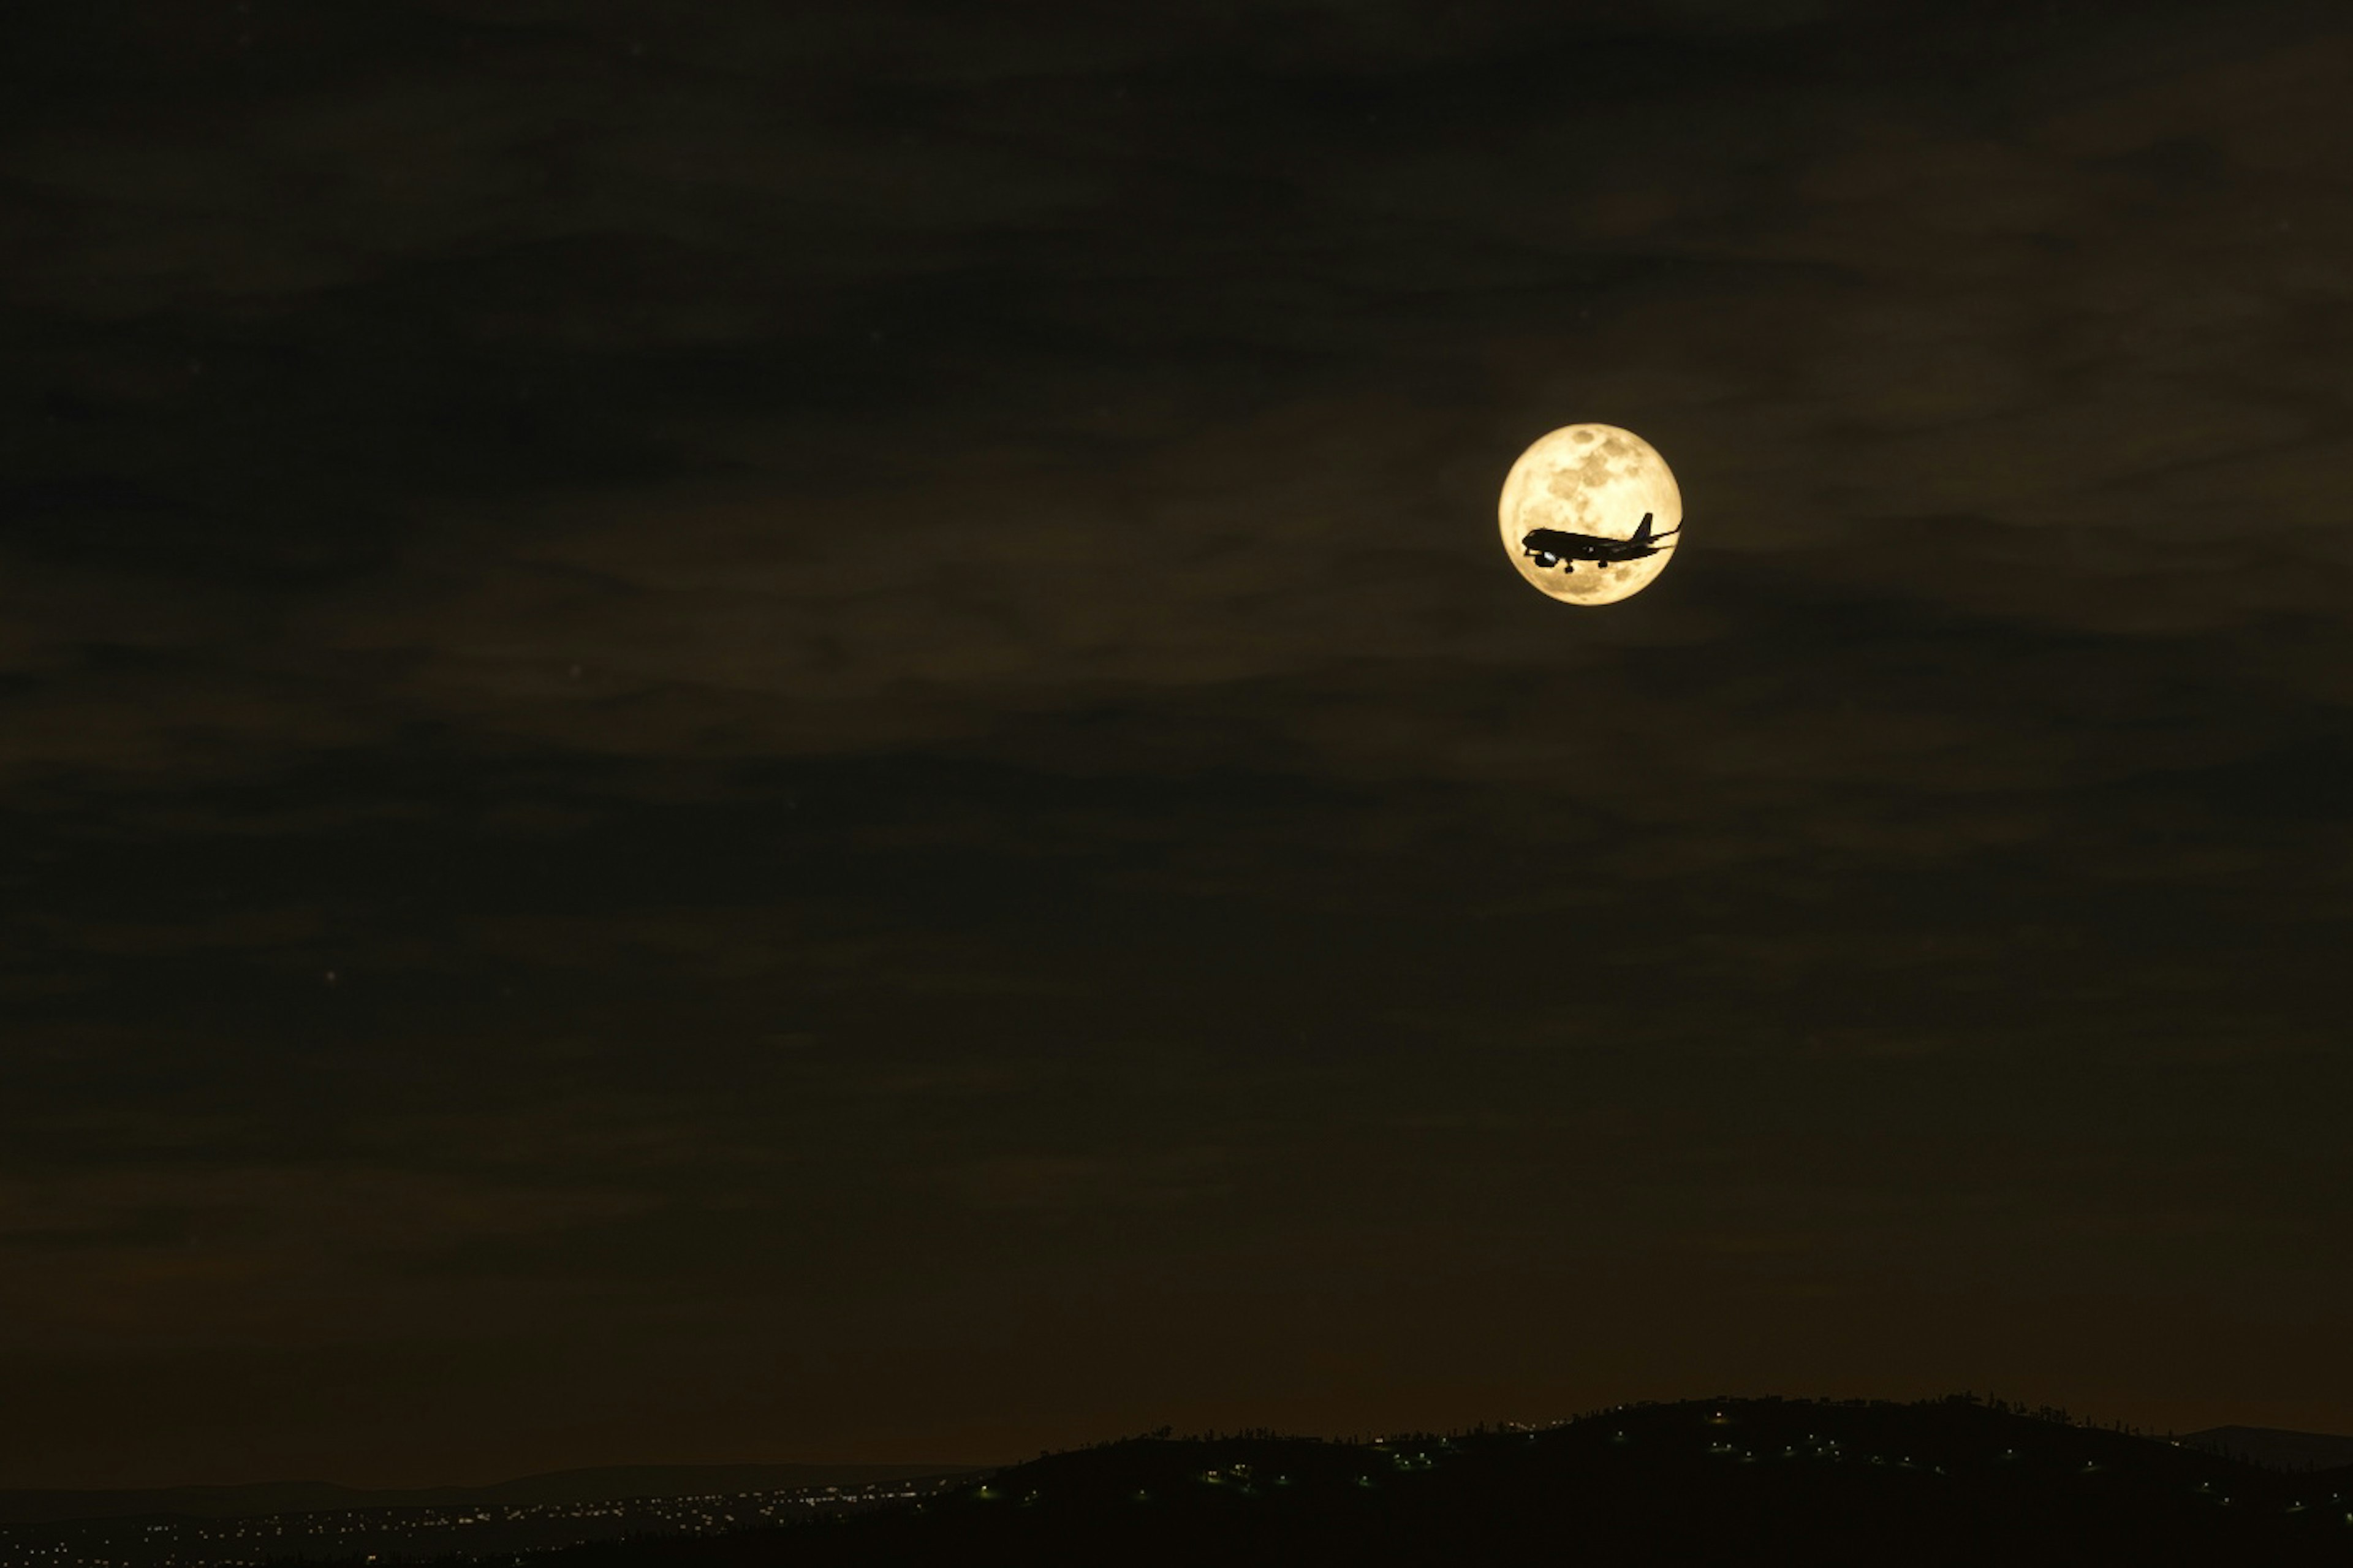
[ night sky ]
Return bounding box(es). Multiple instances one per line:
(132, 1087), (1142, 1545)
(6, 0), (2352, 1490)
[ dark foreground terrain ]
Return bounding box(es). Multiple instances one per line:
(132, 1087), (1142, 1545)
(400, 1396), (2351, 1568)
(0, 1471), (971, 1566)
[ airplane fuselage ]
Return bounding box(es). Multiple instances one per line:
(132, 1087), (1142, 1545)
(1520, 522), (1677, 572)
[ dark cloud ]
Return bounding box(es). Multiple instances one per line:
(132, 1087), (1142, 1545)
(2, 0), (2350, 1487)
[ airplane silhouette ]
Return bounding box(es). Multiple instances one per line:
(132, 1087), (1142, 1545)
(1521, 511), (1678, 572)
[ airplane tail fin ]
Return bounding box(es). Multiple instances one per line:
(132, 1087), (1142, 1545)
(1631, 512), (1656, 543)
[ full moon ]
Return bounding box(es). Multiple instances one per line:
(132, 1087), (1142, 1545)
(1498, 423), (1683, 605)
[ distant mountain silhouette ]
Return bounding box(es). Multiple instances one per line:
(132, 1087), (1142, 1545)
(399, 1397), (2352, 1568)
(0, 1463), (977, 1528)
(2182, 1427), (2353, 1472)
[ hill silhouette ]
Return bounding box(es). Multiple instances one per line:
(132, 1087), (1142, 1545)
(366, 1396), (2352, 1568)
(2183, 1426), (2353, 1473)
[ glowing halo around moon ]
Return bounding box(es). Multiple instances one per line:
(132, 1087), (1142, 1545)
(1498, 423), (1683, 605)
